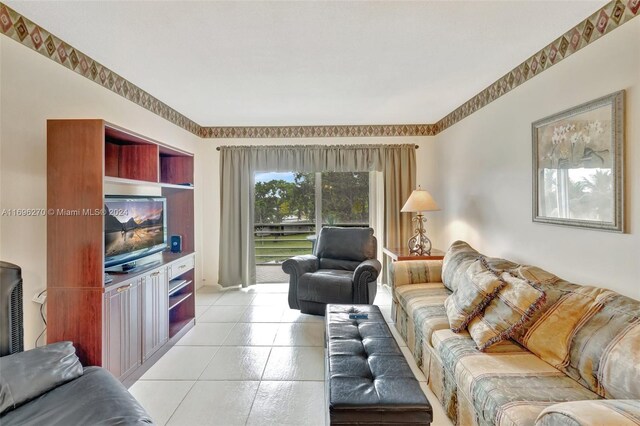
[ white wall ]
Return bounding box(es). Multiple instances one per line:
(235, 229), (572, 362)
(199, 136), (437, 288)
(432, 19), (640, 299)
(0, 37), (204, 349)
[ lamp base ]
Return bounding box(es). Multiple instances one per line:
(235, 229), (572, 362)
(407, 214), (432, 256)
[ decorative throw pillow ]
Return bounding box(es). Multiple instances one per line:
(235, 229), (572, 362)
(441, 241), (480, 292)
(468, 266), (546, 351)
(445, 257), (507, 332)
(442, 241), (517, 292)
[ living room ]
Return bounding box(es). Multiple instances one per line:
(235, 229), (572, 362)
(0, 1), (639, 425)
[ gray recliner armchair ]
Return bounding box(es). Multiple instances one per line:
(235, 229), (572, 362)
(282, 227), (382, 315)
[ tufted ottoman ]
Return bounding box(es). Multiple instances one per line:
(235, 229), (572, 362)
(325, 304), (432, 425)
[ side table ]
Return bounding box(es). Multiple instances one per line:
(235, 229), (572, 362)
(382, 247), (445, 262)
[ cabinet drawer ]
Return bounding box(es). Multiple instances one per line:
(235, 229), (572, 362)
(169, 255), (195, 280)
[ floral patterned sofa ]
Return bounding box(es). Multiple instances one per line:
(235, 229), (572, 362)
(390, 241), (640, 426)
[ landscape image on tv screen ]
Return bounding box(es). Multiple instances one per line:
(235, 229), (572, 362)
(104, 199), (165, 259)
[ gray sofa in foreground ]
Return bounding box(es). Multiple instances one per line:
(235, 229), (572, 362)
(0, 341), (153, 426)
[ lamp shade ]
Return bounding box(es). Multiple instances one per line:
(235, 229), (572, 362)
(401, 187), (440, 212)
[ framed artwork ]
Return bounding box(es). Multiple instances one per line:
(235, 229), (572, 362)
(532, 91), (625, 232)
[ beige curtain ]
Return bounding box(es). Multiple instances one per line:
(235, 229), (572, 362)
(383, 147), (416, 249)
(218, 144), (416, 287)
(219, 148), (257, 286)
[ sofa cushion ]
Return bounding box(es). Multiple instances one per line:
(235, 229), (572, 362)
(535, 400), (640, 426)
(432, 329), (601, 426)
(318, 258), (361, 271)
(598, 320), (640, 400)
(394, 283), (451, 367)
(515, 278), (640, 399)
(444, 257), (506, 333)
(467, 266), (547, 351)
(0, 367), (152, 426)
(0, 341), (83, 415)
(298, 269), (353, 304)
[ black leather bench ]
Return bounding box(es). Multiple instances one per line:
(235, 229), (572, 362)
(325, 304), (432, 425)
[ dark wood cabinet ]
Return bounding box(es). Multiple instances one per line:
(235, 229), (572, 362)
(104, 280), (142, 381)
(142, 268), (169, 361)
(47, 120), (196, 385)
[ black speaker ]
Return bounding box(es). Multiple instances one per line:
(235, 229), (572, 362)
(0, 261), (24, 356)
(170, 235), (183, 253)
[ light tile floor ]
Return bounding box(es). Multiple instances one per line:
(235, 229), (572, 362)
(129, 284), (452, 426)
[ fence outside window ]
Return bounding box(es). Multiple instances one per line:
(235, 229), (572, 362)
(254, 222), (368, 265)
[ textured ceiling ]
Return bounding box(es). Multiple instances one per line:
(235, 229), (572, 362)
(6, 1), (607, 126)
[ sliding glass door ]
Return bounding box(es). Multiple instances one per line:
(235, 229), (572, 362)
(254, 171), (371, 283)
(319, 172), (369, 227)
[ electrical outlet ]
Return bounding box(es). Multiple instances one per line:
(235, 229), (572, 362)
(32, 291), (47, 305)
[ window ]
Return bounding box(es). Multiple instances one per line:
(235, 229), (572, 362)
(320, 172), (369, 226)
(254, 172), (371, 278)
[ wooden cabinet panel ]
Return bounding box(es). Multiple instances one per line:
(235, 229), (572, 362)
(163, 188), (195, 253)
(142, 268), (169, 361)
(104, 280), (142, 380)
(160, 156), (194, 185)
(48, 288), (103, 366)
(118, 144), (159, 182)
(47, 119), (105, 289)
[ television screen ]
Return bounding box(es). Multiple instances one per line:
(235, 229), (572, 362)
(104, 196), (167, 267)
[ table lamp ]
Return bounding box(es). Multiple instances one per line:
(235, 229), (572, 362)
(401, 186), (440, 255)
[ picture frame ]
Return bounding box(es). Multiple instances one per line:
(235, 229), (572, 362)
(532, 91), (625, 232)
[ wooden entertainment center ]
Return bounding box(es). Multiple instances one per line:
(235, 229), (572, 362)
(47, 119), (196, 385)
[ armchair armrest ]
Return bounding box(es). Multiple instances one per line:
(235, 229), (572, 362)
(282, 255), (319, 310)
(536, 400), (640, 426)
(0, 341), (83, 415)
(282, 255), (319, 278)
(391, 260), (443, 289)
(354, 259), (382, 285)
(353, 259), (382, 303)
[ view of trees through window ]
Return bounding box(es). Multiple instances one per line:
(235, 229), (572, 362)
(322, 172), (369, 225)
(255, 173), (315, 224)
(254, 171), (370, 266)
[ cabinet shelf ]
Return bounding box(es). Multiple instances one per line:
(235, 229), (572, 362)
(169, 279), (192, 296)
(169, 292), (193, 310)
(107, 252), (195, 288)
(169, 318), (193, 338)
(104, 176), (194, 190)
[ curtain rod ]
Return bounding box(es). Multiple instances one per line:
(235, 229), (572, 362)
(215, 144), (420, 151)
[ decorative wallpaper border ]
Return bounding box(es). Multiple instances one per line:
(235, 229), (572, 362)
(0, 1), (637, 139)
(436, 0), (640, 132)
(200, 124), (438, 138)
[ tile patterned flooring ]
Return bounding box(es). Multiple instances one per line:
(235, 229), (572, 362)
(129, 284), (452, 426)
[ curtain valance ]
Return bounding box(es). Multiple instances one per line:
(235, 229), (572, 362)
(219, 144), (415, 173)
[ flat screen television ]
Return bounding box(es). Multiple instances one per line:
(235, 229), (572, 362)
(104, 196), (167, 268)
